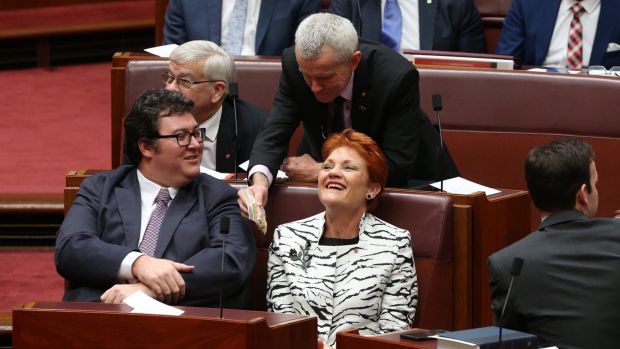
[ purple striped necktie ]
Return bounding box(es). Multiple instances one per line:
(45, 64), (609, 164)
(139, 188), (171, 256)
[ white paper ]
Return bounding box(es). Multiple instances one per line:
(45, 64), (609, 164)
(238, 160), (288, 180)
(430, 177), (500, 196)
(200, 166), (230, 180)
(123, 290), (184, 316)
(144, 44), (179, 58)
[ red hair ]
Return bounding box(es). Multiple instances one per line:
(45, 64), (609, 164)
(322, 129), (388, 208)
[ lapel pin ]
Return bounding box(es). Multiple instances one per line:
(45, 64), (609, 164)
(427, 0), (432, 3)
(225, 154), (231, 159)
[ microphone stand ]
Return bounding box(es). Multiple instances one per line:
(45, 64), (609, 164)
(219, 217), (230, 318)
(498, 257), (524, 349)
(432, 94), (444, 192)
(228, 83), (239, 180)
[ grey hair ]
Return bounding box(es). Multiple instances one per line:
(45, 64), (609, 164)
(295, 13), (358, 64)
(169, 40), (237, 92)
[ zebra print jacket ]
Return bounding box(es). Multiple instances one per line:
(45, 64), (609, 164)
(266, 212), (418, 346)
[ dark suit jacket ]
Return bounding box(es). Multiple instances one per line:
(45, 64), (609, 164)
(497, 0), (620, 68)
(216, 97), (267, 173)
(55, 166), (257, 308)
(488, 210), (620, 349)
(331, 0), (486, 53)
(163, 0), (320, 56)
(249, 39), (459, 187)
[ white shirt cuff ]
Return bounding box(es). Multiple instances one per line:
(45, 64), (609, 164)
(118, 251), (144, 282)
(248, 165), (273, 186)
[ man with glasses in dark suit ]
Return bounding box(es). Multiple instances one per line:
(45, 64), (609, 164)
(56, 89), (256, 308)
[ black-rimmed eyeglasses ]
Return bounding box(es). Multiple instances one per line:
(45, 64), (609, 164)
(155, 128), (207, 146)
(161, 73), (224, 89)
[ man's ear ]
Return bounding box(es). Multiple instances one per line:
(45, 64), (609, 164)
(138, 138), (156, 160)
(350, 51), (362, 71)
(575, 183), (589, 211)
(211, 81), (227, 103)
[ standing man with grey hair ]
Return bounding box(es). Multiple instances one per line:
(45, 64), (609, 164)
(164, 40), (267, 173)
(239, 13), (458, 213)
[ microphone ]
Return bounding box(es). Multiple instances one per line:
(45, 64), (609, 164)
(228, 82), (240, 180)
(431, 94), (445, 192)
(219, 216), (230, 318)
(498, 257), (524, 349)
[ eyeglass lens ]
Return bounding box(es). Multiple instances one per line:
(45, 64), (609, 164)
(177, 129), (206, 146)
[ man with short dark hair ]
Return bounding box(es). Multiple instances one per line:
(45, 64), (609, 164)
(488, 138), (620, 349)
(57, 89), (256, 307)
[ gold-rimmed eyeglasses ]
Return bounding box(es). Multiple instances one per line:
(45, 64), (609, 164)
(161, 73), (224, 89)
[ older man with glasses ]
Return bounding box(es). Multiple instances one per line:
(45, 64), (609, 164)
(162, 40), (267, 173)
(56, 89), (256, 308)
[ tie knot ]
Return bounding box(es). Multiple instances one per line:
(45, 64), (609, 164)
(156, 188), (171, 205)
(572, 2), (584, 15)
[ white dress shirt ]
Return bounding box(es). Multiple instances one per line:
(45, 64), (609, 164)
(199, 106), (223, 170)
(117, 169), (179, 281)
(543, 0), (600, 68)
(221, 0), (262, 56)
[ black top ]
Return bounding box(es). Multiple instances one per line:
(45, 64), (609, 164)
(319, 235), (360, 246)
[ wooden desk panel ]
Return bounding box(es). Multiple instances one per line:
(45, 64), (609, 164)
(13, 301), (316, 349)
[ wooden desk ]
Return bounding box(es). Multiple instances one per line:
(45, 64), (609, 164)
(337, 329), (437, 349)
(13, 301), (316, 349)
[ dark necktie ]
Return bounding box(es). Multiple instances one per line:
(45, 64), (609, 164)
(139, 188), (171, 256)
(330, 96), (345, 134)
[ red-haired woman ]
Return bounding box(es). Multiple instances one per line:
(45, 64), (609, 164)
(267, 129), (417, 348)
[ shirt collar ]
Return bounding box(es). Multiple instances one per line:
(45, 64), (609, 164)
(200, 105), (223, 142)
(562, 0), (600, 13)
(137, 169), (178, 204)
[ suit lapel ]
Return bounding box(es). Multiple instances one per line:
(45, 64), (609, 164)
(208, 0), (223, 45)
(153, 181), (198, 258)
(256, 0), (277, 53)
(216, 99), (235, 172)
(591, 0), (620, 65)
(537, 0), (562, 65)
(351, 48), (371, 131)
(418, 0), (437, 50)
(115, 171), (142, 248)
